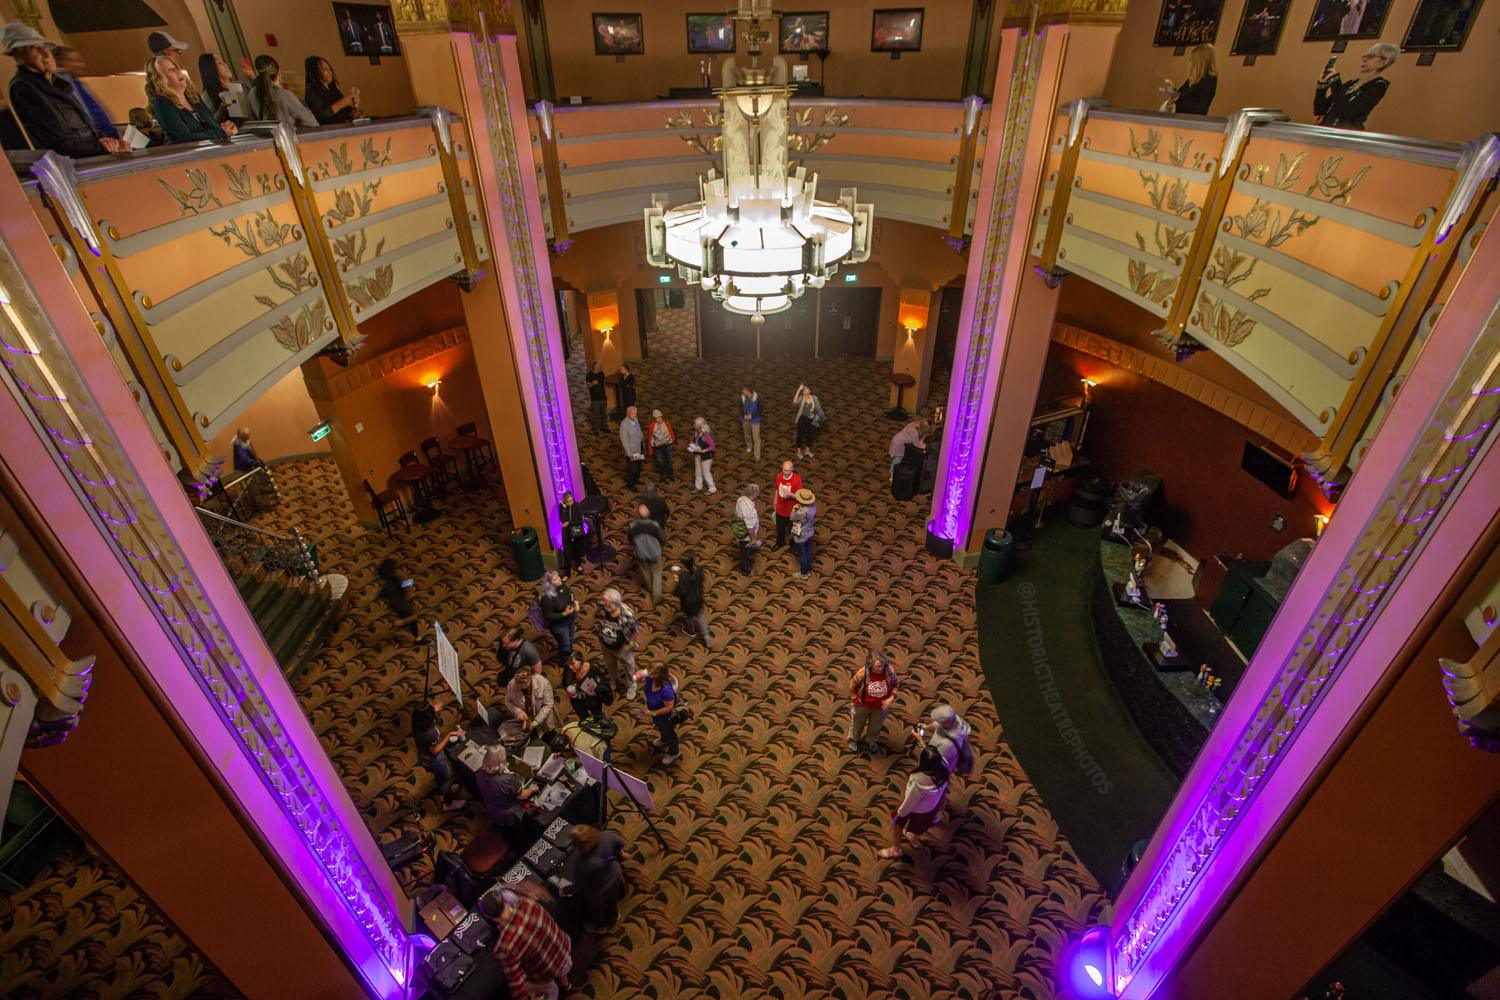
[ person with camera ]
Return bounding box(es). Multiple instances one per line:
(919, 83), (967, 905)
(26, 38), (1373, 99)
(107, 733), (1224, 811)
(563, 651), (609, 720)
(1314, 43), (1398, 131)
(595, 589), (639, 700)
(636, 661), (683, 766)
(410, 699), (467, 812)
(878, 704), (971, 859)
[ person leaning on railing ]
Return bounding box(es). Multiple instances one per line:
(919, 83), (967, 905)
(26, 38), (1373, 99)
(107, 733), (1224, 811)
(147, 54), (236, 144)
(303, 55), (360, 125)
(249, 53), (318, 129)
(1314, 43), (1399, 131)
(3, 23), (125, 157)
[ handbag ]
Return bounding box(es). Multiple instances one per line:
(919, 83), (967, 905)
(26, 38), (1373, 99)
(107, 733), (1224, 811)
(731, 518), (749, 539)
(527, 599), (546, 633)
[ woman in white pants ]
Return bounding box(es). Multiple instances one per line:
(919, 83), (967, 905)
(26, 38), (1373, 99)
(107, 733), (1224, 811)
(688, 416), (717, 494)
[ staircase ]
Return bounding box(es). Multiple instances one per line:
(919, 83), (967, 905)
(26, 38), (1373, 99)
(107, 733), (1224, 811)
(231, 566), (344, 681)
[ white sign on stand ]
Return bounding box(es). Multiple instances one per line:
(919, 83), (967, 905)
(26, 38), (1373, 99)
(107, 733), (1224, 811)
(433, 622), (462, 702)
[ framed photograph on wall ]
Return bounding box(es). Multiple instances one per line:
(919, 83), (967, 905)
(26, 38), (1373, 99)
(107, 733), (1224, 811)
(1303, 0), (1393, 41)
(1230, 0), (1292, 54)
(687, 13), (736, 53)
(332, 2), (401, 58)
(1401, 0), (1483, 50)
(1153, 0), (1226, 46)
(593, 12), (645, 55)
(779, 11), (830, 54)
(871, 8), (924, 51)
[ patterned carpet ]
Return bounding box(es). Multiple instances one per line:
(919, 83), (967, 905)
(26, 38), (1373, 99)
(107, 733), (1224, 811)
(2, 294), (1106, 999)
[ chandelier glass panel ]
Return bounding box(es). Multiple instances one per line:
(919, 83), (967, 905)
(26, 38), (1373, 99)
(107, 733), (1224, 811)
(645, 55), (873, 320)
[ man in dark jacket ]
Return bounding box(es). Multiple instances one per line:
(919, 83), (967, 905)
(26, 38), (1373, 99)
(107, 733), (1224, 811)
(5, 24), (124, 158)
(627, 503), (665, 605)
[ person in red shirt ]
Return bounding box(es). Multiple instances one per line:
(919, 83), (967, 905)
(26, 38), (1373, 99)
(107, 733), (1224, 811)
(479, 884), (572, 999)
(771, 459), (801, 550)
(848, 650), (898, 754)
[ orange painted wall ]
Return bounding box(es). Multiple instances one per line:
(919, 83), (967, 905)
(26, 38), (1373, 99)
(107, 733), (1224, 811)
(1102, 0), (1500, 142)
(540, 1), (972, 103)
(202, 367), (330, 463)
(357, 281), (470, 357)
(310, 337), (489, 506)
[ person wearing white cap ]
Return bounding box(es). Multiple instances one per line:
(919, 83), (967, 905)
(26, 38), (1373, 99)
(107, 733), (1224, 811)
(4, 23), (125, 157)
(879, 704), (972, 860)
(147, 31), (189, 68)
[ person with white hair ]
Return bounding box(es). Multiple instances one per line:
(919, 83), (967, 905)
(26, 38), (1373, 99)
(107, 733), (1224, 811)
(1314, 43), (1399, 131)
(594, 588), (639, 700)
(475, 745), (534, 845)
(879, 704), (972, 860)
(232, 426), (262, 472)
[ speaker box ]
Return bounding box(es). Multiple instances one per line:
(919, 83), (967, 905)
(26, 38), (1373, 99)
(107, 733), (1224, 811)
(1241, 443), (1298, 499)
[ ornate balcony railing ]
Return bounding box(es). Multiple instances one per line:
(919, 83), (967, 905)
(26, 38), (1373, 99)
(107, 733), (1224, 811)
(194, 506), (319, 582)
(14, 111), (488, 475)
(1030, 101), (1499, 491)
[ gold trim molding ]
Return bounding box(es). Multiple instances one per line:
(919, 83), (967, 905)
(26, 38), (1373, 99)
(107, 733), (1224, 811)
(391, 0), (514, 33)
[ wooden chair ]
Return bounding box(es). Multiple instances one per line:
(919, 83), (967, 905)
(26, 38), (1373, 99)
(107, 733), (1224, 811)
(363, 478), (409, 537)
(421, 437), (459, 493)
(454, 421), (495, 471)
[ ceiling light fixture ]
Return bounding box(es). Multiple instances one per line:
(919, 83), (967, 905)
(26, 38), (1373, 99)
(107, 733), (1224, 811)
(644, 2), (872, 325)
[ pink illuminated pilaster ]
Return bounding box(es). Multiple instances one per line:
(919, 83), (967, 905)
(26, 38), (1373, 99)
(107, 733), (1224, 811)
(0, 169), (410, 997)
(453, 29), (582, 550)
(1109, 223), (1500, 997)
(931, 26), (1068, 556)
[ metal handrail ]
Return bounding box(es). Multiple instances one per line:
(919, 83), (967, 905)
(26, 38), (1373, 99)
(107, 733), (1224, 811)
(194, 506), (294, 542)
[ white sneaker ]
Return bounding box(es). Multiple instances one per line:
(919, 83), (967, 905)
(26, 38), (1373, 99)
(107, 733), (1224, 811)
(626, 682), (638, 700)
(652, 737), (665, 747)
(661, 753), (681, 765)
(805, 449), (814, 458)
(745, 446), (752, 453)
(796, 448), (804, 458)
(707, 488), (717, 494)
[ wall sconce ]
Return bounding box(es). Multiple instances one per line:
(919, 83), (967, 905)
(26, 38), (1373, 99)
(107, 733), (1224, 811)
(588, 290), (620, 341)
(1314, 513), (1329, 537)
(426, 378), (441, 394)
(1081, 377), (1096, 401)
(897, 288), (930, 339)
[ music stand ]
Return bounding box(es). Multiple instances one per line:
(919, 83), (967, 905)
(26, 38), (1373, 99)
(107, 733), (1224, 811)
(574, 747), (668, 850)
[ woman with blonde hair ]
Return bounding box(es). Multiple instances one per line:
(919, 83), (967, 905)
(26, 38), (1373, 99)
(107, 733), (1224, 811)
(146, 54), (235, 144)
(1164, 43), (1217, 115)
(1314, 43), (1398, 131)
(687, 416), (717, 495)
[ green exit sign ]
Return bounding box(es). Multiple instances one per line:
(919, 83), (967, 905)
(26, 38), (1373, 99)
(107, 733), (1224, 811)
(844, 273), (857, 282)
(308, 420), (332, 442)
(658, 274), (672, 284)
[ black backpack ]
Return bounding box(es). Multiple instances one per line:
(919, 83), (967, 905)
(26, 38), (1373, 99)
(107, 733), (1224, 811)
(677, 569), (704, 611)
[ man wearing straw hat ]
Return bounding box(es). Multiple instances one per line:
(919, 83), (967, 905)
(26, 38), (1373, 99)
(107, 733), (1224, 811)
(789, 486), (816, 580)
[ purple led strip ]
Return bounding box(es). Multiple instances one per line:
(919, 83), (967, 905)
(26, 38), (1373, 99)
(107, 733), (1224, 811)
(1109, 328), (1500, 992)
(470, 32), (579, 550)
(931, 30), (1045, 546)
(0, 269), (410, 992)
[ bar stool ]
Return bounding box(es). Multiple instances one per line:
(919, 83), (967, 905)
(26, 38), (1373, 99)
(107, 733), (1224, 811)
(395, 453), (439, 523)
(363, 478), (410, 537)
(421, 437), (458, 495)
(454, 421), (495, 472)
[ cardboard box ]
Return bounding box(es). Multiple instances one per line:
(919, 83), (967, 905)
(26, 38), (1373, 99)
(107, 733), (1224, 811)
(418, 889), (467, 940)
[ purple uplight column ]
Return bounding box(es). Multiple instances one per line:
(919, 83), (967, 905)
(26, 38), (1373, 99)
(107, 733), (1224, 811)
(1107, 224), (1500, 998)
(931, 28), (1048, 551)
(459, 28), (582, 552)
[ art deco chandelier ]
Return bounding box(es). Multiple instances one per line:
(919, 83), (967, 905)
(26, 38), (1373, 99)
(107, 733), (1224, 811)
(644, 5), (872, 322)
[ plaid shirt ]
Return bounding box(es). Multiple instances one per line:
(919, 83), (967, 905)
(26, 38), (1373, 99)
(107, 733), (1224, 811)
(493, 897), (570, 998)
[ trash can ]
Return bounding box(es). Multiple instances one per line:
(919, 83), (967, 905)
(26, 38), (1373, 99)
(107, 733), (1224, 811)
(976, 527), (1013, 584)
(1069, 476), (1109, 528)
(510, 527), (544, 582)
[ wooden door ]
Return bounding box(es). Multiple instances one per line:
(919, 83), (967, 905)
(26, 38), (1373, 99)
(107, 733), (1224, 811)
(818, 287), (881, 356)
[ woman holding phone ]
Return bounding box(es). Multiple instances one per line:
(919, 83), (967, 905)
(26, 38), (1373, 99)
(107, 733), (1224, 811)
(1314, 43), (1398, 131)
